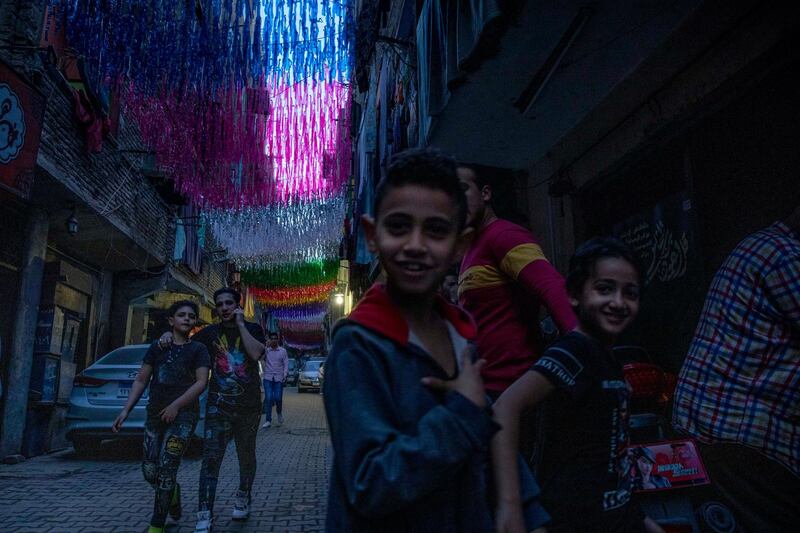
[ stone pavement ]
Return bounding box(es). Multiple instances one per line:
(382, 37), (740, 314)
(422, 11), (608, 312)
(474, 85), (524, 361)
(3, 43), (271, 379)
(0, 389), (330, 532)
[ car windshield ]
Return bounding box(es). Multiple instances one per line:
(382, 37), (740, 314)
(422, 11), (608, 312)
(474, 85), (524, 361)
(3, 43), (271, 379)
(94, 345), (148, 366)
(303, 361), (322, 371)
(288, 359), (296, 370)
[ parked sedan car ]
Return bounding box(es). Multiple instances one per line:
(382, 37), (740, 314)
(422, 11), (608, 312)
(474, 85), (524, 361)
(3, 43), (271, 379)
(65, 344), (208, 455)
(286, 358), (299, 387)
(297, 358), (325, 393)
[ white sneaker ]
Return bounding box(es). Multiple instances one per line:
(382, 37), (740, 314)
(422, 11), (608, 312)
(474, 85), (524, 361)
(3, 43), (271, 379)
(232, 490), (250, 520)
(276, 413), (284, 426)
(195, 510), (212, 532)
(262, 421), (271, 428)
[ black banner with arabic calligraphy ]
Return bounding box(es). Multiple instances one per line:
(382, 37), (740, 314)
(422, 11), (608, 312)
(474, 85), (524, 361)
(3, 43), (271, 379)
(0, 60), (46, 199)
(613, 192), (704, 371)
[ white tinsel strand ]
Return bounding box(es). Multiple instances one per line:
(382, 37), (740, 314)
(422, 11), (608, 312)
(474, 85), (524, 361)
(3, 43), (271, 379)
(204, 195), (345, 267)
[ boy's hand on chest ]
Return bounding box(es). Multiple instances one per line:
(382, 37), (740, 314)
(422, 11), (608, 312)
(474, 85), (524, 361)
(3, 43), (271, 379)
(421, 346), (487, 409)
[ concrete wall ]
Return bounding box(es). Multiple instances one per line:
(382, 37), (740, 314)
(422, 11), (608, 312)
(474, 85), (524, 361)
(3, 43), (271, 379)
(428, 0), (703, 169)
(511, 1), (796, 261)
(0, 208), (49, 458)
(1, 0), (231, 456)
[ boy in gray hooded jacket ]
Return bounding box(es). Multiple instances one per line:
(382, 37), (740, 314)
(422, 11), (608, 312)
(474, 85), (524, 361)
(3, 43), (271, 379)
(323, 148), (548, 532)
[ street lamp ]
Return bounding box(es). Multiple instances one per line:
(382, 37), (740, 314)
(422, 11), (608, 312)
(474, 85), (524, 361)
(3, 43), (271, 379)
(333, 293), (344, 306)
(66, 208), (79, 236)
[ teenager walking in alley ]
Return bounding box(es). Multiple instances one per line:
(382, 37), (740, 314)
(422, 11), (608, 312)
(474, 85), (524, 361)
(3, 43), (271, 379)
(113, 300), (210, 533)
(262, 332), (288, 428)
(160, 288), (265, 532)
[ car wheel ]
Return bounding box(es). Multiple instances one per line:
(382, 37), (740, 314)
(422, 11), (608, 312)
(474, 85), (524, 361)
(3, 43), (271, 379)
(72, 436), (102, 456)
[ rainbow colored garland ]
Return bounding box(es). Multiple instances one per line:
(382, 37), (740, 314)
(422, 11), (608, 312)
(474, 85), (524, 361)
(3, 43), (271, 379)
(251, 280), (337, 307)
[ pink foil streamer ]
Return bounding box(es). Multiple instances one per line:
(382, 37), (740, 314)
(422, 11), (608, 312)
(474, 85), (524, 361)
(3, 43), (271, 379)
(126, 78), (350, 209)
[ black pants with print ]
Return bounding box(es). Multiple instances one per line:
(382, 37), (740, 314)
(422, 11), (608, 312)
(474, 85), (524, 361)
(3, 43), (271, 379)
(142, 409), (197, 527)
(197, 408), (261, 514)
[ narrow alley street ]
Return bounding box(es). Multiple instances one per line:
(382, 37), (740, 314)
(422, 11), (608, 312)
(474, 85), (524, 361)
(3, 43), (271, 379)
(0, 390), (330, 533)
(2, 2), (800, 532)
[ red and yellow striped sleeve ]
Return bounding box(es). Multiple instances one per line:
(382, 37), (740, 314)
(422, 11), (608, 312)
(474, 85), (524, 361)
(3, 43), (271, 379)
(499, 243), (549, 279)
(494, 228), (576, 332)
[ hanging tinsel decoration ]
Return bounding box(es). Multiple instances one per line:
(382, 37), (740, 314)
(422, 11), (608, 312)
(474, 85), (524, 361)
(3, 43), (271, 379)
(268, 304), (328, 321)
(125, 81), (275, 209)
(51, 0), (355, 337)
(205, 195), (345, 266)
(262, 79), (351, 204)
(251, 280), (337, 307)
(280, 315), (326, 343)
(241, 259), (339, 288)
(278, 320), (323, 333)
(284, 341), (326, 350)
(281, 329), (326, 346)
(47, 0), (352, 92)
(48, 1), (353, 208)
(126, 79), (350, 209)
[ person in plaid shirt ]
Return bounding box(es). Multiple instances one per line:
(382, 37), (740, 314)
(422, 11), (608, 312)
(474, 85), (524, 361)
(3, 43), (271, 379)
(673, 205), (800, 533)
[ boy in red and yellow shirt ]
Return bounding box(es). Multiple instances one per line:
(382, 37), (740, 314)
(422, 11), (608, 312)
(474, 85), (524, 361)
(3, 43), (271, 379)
(458, 165), (576, 396)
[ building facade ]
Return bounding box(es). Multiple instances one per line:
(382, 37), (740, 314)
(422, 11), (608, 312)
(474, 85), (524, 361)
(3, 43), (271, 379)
(0, 1), (229, 458)
(349, 0), (800, 370)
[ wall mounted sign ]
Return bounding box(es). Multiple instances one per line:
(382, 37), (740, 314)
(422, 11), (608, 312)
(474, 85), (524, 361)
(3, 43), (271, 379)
(0, 60), (46, 199)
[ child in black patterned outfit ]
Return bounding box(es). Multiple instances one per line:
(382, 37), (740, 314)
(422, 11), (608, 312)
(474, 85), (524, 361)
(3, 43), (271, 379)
(491, 238), (665, 532)
(113, 300), (210, 533)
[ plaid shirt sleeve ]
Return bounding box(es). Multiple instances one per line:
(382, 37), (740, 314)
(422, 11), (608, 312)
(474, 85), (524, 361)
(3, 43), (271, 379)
(765, 254), (800, 328)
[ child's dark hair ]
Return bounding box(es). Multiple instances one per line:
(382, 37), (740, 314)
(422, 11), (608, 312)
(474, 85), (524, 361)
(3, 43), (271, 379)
(566, 237), (644, 296)
(168, 299), (199, 317)
(213, 287), (241, 304)
(373, 148), (467, 230)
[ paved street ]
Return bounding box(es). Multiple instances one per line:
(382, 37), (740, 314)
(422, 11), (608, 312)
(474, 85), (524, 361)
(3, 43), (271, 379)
(0, 389), (330, 532)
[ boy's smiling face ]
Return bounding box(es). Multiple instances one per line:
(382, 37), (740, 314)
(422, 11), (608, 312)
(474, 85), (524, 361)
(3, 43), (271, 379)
(571, 257), (640, 342)
(363, 184), (465, 296)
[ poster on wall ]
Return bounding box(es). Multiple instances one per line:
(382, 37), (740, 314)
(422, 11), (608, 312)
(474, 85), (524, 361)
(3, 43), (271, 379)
(0, 60), (46, 199)
(622, 440), (710, 492)
(34, 307), (65, 355)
